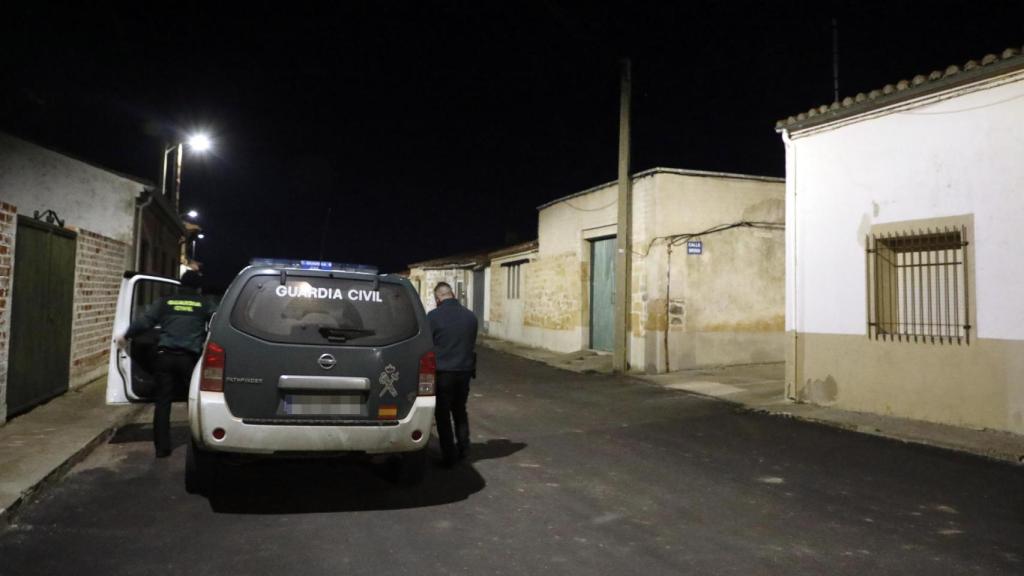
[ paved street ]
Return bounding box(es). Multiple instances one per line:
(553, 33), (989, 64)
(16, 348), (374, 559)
(1, 347), (1022, 575)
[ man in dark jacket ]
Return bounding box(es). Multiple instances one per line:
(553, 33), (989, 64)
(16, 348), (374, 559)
(426, 282), (478, 467)
(118, 271), (213, 457)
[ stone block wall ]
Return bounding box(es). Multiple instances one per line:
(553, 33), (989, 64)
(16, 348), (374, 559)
(523, 252), (581, 332)
(488, 252), (538, 345)
(489, 265), (507, 325)
(0, 202), (16, 423)
(70, 229), (130, 387)
(409, 268), (470, 313)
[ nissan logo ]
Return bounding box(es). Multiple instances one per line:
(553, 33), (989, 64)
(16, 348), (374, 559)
(318, 353), (337, 370)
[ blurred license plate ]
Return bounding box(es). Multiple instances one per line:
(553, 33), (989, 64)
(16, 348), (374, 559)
(282, 394), (362, 415)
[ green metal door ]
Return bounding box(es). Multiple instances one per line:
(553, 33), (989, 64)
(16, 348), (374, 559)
(590, 236), (616, 352)
(7, 216), (77, 418)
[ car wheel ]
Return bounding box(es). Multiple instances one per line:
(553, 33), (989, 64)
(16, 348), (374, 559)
(393, 448), (428, 486)
(185, 439), (216, 494)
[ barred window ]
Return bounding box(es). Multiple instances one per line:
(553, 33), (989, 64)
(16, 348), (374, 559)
(867, 226), (970, 344)
(505, 263), (521, 299)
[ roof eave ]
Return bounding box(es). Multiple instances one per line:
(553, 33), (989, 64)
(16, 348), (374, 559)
(777, 51), (1024, 134)
(536, 167), (782, 211)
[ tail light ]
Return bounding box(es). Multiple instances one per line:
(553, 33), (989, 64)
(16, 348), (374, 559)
(200, 342), (225, 392)
(418, 351), (436, 396)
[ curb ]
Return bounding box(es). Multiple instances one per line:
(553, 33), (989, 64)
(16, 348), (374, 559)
(646, 379), (1024, 466)
(0, 404), (146, 526)
(748, 406), (1024, 466)
(482, 345), (1024, 467)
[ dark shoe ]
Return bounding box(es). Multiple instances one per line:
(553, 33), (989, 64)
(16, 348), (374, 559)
(457, 445), (469, 461)
(156, 448), (172, 458)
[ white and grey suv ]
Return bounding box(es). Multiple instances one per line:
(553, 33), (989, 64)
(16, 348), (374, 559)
(107, 260), (436, 493)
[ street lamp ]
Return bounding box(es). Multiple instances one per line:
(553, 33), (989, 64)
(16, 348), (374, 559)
(193, 233), (206, 260)
(161, 132), (213, 210)
(184, 209), (199, 219)
(188, 133), (212, 152)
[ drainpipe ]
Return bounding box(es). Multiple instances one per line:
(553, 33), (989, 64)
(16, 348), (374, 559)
(780, 128), (797, 400)
(664, 243), (672, 373)
(134, 191), (154, 271)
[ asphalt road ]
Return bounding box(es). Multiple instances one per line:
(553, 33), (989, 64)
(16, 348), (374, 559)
(2, 348), (1022, 575)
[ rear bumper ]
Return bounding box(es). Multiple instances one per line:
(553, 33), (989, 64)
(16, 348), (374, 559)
(191, 391), (435, 455)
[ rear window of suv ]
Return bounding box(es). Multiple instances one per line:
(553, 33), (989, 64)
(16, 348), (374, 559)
(229, 275), (419, 346)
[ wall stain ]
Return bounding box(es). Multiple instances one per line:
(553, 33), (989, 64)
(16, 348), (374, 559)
(698, 316), (784, 333)
(800, 375), (839, 404)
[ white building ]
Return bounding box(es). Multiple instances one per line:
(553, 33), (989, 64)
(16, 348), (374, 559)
(0, 132), (183, 422)
(777, 47), (1024, 434)
(485, 240), (538, 345)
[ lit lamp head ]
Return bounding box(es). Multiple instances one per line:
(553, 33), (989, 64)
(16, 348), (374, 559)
(188, 133), (212, 153)
(186, 209), (199, 219)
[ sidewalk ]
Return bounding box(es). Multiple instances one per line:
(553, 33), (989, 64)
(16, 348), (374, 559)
(478, 335), (1024, 465)
(0, 378), (144, 523)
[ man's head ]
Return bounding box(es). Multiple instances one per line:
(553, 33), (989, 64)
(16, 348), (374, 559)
(180, 270), (204, 292)
(434, 282), (454, 305)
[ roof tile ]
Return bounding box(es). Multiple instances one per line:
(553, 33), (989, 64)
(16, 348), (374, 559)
(777, 46), (1024, 130)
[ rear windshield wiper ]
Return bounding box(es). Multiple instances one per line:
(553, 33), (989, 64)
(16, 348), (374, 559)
(318, 327), (376, 343)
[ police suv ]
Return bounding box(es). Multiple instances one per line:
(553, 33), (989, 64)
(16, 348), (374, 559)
(107, 260), (437, 492)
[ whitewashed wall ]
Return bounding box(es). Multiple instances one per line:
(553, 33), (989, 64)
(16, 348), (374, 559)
(785, 72), (1024, 341)
(0, 133), (144, 243)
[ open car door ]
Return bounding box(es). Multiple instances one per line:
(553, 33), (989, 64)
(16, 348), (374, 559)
(106, 273), (181, 404)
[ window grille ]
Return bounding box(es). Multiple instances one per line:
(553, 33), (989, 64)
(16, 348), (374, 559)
(866, 226), (970, 344)
(506, 264), (521, 299)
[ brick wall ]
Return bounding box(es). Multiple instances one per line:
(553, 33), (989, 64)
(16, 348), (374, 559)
(70, 229), (130, 387)
(0, 202), (17, 423)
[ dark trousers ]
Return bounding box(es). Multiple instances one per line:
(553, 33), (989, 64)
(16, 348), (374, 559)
(435, 371), (472, 460)
(153, 349), (198, 452)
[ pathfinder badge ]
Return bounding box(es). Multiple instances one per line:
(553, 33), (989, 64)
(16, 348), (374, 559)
(379, 364), (399, 397)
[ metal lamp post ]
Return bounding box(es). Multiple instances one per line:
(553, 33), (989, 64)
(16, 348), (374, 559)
(159, 133), (212, 276)
(161, 133), (212, 209)
(192, 233), (205, 260)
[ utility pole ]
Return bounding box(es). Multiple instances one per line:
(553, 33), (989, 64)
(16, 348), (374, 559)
(613, 58), (633, 373)
(832, 17), (840, 103)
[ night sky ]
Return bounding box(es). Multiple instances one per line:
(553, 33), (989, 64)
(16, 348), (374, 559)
(3, 1), (1023, 291)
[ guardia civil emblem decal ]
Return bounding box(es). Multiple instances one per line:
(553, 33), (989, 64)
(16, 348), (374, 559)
(379, 364), (399, 397)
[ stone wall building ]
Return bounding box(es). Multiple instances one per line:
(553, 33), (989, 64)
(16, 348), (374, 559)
(777, 47), (1024, 434)
(486, 241), (539, 345)
(407, 251), (490, 322)
(0, 132), (183, 422)
(496, 168), (785, 373)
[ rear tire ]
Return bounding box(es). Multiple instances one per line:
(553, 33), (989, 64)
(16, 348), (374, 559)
(393, 448), (428, 486)
(185, 439), (216, 494)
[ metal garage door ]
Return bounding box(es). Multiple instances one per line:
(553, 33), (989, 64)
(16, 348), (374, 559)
(589, 236), (616, 352)
(472, 269), (485, 320)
